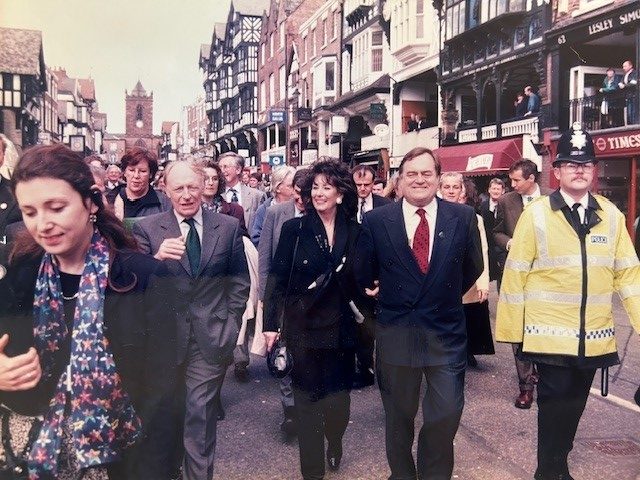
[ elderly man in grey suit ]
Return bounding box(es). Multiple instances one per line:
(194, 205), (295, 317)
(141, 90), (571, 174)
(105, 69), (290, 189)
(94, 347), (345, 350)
(133, 160), (250, 480)
(257, 169), (307, 438)
(218, 151), (266, 381)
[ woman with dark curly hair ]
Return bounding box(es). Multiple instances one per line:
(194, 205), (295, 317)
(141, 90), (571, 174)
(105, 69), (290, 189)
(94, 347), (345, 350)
(263, 158), (370, 480)
(0, 144), (177, 479)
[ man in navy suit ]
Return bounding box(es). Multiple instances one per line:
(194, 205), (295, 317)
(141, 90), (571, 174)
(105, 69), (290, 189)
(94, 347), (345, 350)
(356, 147), (482, 480)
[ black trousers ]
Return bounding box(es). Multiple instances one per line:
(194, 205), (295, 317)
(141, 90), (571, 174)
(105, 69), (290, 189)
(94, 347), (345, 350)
(293, 388), (351, 480)
(377, 360), (465, 480)
(535, 364), (596, 480)
(355, 319), (376, 376)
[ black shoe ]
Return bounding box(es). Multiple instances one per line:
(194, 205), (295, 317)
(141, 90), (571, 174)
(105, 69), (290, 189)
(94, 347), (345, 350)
(467, 354), (478, 368)
(326, 443), (342, 471)
(352, 370), (375, 389)
(234, 364), (249, 382)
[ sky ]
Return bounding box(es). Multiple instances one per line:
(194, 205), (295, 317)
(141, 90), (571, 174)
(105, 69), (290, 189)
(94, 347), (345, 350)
(0, 0), (232, 134)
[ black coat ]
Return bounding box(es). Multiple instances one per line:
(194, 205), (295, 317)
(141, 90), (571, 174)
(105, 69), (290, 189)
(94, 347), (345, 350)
(0, 250), (177, 478)
(479, 198), (500, 281)
(0, 176), (21, 241)
(264, 210), (370, 349)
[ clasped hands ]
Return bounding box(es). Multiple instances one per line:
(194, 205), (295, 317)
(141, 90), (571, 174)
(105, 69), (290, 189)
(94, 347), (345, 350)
(0, 334), (41, 391)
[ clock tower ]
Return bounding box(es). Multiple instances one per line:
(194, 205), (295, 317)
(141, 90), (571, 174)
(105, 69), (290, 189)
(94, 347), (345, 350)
(125, 80), (153, 137)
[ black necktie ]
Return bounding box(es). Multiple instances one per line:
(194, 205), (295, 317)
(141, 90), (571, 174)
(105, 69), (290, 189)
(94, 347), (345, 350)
(184, 218), (201, 275)
(359, 198), (366, 223)
(229, 188), (238, 203)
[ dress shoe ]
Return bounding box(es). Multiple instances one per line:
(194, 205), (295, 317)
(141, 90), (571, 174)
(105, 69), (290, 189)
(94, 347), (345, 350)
(326, 443), (342, 471)
(280, 407), (297, 437)
(352, 370), (375, 389)
(467, 354), (478, 368)
(515, 390), (534, 409)
(234, 364), (249, 382)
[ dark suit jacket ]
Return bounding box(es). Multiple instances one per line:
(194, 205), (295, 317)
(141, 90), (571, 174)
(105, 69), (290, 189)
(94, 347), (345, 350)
(0, 251), (177, 477)
(257, 199), (297, 300)
(492, 188), (551, 274)
(132, 208), (250, 366)
(479, 198), (499, 281)
(0, 176), (21, 241)
(356, 198), (483, 367)
(263, 210), (369, 350)
(372, 193), (392, 209)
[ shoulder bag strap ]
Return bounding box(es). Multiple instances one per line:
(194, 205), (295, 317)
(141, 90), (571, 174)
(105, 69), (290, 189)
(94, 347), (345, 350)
(278, 218), (303, 342)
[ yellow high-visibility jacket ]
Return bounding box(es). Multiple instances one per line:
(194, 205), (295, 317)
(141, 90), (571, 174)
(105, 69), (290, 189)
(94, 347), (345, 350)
(496, 192), (640, 358)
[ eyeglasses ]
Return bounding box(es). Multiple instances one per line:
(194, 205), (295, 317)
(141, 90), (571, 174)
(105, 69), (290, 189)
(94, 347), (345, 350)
(205, 176), (219, 182)
(560, 162), (595, 172)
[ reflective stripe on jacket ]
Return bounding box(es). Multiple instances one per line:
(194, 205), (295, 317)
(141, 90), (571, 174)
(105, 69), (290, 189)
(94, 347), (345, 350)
(495, 194), (640, 357)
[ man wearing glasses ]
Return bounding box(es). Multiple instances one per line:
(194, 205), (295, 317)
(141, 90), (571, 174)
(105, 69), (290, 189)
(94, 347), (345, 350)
(496, 124), (640, 480)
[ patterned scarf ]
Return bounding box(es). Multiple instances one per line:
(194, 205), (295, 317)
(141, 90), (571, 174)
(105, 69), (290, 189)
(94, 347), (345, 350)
(28, 230), (141, 479)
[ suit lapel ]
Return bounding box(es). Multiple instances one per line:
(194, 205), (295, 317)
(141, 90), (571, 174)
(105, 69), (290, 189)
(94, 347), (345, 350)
(200, 209), (221, 273)
(159, 211), (192, 276)
(419, 200), (458, 295)
(384, 201), (423, 283)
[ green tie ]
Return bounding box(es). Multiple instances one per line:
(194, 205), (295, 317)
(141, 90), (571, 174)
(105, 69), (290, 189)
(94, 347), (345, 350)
(184, 218), (201, 275)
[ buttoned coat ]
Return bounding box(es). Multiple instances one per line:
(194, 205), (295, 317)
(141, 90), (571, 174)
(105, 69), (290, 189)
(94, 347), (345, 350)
(132, 208), (250, 366)
(356, 198), (483, 367)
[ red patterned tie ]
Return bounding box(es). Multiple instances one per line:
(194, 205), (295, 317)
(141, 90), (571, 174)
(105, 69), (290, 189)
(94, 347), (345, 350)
(412, 208), (430, 274)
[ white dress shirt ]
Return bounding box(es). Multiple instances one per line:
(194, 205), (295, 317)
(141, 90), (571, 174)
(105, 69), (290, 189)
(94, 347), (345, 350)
(174, 207), (204, 242)
(357, 193), (374, 223)
(402, 198), (437, 261)
(521, 184), (541, 207)
(559, 190), (589, 224)
(224, 183), (243, 205)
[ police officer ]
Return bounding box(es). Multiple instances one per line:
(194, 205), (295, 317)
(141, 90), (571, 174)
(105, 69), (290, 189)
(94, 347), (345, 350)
(495, 123), (640, 480)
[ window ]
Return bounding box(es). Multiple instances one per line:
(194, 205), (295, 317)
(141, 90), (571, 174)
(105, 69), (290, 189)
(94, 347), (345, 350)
(303, 35), (308, 63)
(261, 43), (265, 66)
(333, 10), (339, 39)
(269, 73), (275, 106)
(371, 31), (383, 72)
(279, 65), (286, 102)
(280, 22), (285, 48)
(416, 0), (425, 39)
(445, 0), (466, 40)
(325, 62), (335, 91)
(270, 33), (275, 58)
(260, 81), (266, 112)
(312, 29), (317, 57)
(136, 105), (143, 121)
(322, 19), (327, 46)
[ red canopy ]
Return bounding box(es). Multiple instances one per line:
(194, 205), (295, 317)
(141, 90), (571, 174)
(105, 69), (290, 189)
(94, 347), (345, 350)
(434, 138), (523, 175)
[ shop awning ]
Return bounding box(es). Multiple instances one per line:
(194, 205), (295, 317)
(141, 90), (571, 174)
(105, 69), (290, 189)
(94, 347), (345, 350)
(434, 138), (523, 175)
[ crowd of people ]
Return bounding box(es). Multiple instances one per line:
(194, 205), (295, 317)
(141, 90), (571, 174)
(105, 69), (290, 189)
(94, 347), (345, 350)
(0, 123), (638, 480)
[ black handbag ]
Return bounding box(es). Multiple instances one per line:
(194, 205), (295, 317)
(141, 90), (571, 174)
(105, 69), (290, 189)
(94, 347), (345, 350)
(266, 219), (302, 379)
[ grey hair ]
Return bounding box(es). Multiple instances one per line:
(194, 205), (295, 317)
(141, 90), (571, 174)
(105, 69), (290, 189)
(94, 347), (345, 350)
(271, 166), (296, 194)
(218, 151), (245, 169)
(439, 171), (464, 186)
(88, 163), (107, 181)
(164, 159), (206, 185)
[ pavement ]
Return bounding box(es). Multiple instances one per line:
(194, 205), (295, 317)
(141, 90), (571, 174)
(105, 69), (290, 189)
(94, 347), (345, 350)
(212, 283), (640, 480)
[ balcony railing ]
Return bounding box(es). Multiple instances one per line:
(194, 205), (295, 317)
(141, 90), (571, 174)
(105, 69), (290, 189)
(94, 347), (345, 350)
(568, 89), (638, 131)
(457, 115), (540, 143)
(394, 127), (440, 157)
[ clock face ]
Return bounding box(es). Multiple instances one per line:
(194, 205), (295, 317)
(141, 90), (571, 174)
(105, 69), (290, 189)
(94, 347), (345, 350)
(136, 120), (144, 128)
(71, 137), (84, 151)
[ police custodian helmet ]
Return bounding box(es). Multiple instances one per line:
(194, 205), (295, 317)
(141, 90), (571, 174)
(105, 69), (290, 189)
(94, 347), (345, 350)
(553, 122), (598, 167)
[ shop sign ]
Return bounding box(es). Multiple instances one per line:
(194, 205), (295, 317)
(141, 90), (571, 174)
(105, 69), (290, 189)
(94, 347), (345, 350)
(552, 2), (640, 45)
(593, 130), (640, 157)
(466, 153), (493, 171)
(297, 108), (312, 122)
(370, 103), (386, 120)
(269, 109), (286, 123)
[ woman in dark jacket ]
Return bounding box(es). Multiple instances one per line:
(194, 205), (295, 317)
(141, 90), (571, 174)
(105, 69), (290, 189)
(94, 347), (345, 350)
(114, 147), (171, 221)
(263, 159), (369, 480)
(0, 144), (176, 479)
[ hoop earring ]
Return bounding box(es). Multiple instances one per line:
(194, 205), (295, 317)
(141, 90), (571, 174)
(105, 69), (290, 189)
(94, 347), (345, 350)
(89, 213), (97, 224)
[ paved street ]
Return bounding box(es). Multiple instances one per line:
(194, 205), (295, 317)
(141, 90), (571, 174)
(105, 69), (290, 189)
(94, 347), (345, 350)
(214, 284), (640, 480)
